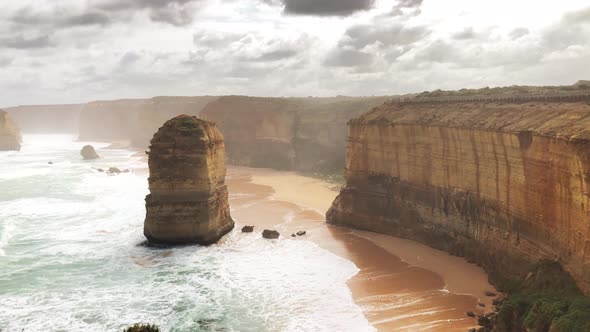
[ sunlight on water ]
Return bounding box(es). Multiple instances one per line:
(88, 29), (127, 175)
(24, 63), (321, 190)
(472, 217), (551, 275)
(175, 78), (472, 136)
(0, 135), (373, 332)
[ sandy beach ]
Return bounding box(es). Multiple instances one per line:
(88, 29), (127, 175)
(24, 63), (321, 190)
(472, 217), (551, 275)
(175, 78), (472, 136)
(227, 166), (499, 332)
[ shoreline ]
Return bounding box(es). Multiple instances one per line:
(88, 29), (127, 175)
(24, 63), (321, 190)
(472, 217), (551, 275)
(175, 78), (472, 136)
(229, 166), (499, 331)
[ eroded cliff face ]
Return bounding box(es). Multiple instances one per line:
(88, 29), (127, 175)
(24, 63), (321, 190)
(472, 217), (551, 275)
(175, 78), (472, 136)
(0, 110), (22, 151)
(201, 96), (389, 172)
(78, 96), (217, 147)
(144, 115), (234, 245)
(327, 100), (590, 295)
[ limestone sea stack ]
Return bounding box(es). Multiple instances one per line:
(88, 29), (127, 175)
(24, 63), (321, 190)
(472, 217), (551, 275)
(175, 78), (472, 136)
(80, 145), (100, 160)
(143, 115), (234, 245)
(0, 110), (22, 151)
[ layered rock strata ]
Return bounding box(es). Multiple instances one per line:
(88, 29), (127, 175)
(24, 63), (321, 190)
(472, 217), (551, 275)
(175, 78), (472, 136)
(0, 110), (22, 151)
(327, 97), (590, 295)
(144, 115), (234, 245)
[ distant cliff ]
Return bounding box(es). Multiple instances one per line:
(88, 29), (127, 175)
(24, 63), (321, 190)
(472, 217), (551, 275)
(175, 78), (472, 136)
(5, 104), (83, 133)
(328, 93), (590, 296)
(201, 96), (389, 172)
(0, 110), (22, 151)
(78, 96), (217, 146)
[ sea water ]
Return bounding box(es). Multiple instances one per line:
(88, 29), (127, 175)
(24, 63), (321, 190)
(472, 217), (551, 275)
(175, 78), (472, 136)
(0, 135), (373, 332)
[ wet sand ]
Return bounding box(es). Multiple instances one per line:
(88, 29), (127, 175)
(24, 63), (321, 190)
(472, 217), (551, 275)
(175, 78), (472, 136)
(227, 166), (499, 332)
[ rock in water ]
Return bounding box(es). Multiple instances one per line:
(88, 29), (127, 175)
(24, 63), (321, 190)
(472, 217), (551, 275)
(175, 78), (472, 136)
(80, 145), (100, 160)
(241, 226), (254, 233)
(143, 115), (234, 245)
(0, 110), (21, 151)
(262, 230), (280, 239)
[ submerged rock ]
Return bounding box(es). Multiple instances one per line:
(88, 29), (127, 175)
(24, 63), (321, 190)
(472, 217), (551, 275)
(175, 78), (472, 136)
(241, 226), (254, 233)
(0, 110), (21, 151)
(143, 115), (234, 245)
(296, 231), (307, 236)
(262, 230), (280, 239)
(80, 145), (99, 160)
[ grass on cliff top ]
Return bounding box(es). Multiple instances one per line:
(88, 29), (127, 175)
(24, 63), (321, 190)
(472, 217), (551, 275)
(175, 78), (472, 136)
(415, 83), (590, 98)
(494, 261), (590, 332)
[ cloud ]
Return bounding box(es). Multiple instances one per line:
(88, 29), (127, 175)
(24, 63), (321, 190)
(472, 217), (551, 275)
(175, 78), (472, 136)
(562, 6), (590, 25)
(60, 11), (111, 27)
(324, 49), (373, 67)
(339, 24), (429, 49)
(509, 27), (530, 39)
(277, 0), (375, 16)
(452, 27), (476, 40)
(0, 35), (54, 49)
(0, 57), (13, 67)
(11, 7), (111, 28)
(95, 0), (202, 26)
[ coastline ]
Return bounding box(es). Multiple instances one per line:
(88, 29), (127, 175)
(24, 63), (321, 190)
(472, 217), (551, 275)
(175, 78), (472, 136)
(229, 166), (499, 331)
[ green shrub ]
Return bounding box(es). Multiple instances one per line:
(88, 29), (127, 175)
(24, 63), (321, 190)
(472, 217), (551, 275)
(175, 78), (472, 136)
(123, 323), (160, 332)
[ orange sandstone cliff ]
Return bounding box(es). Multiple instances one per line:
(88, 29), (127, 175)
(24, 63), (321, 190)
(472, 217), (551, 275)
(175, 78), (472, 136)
(327, 92), (590, 295)
(200, 96), (389, 172)
(0, 110), (22, 151)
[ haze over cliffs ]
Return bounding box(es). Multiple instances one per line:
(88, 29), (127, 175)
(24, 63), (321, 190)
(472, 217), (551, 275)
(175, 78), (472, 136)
(0, 110), (21, 151)
(4, 104), (83, 134)
(327, 90), (590, 295)
(200, 96), (389, 172)
(78, 96), (217, 146)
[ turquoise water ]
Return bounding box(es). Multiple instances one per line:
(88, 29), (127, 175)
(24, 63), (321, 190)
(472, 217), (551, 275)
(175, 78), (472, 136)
(0, 135), (372, 332)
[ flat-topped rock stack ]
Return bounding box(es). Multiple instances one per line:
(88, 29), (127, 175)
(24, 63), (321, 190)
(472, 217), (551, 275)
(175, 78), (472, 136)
(0, 110), (22, 151)
(144, 115), (234, 245)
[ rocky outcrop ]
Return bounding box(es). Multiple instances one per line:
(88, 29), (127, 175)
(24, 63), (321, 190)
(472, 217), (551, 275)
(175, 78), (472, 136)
(200, 96), (389, 172)
(4, 104), (83, 133)
(327, 93), (590, 295)
(80, 145), (100, 160)
(143, 115), (234, 245)
(78, 96), (217, 147)
(0, 110), (22, 151)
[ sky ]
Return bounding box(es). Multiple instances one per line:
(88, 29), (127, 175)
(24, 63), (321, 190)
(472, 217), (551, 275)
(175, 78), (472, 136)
(0, 0), (589, 106)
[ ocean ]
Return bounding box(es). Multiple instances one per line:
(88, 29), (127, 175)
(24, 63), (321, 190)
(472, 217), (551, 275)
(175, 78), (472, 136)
(0, 135), (373, 332)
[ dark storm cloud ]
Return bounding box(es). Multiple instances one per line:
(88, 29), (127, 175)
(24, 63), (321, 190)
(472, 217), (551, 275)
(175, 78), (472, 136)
(279, 0), (375, 16)
(0, 35), (54, 49)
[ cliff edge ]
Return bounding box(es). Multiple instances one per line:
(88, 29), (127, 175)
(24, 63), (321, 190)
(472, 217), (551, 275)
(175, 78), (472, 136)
(0, 110), (22, 151)
(327, 94), (590, 296)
